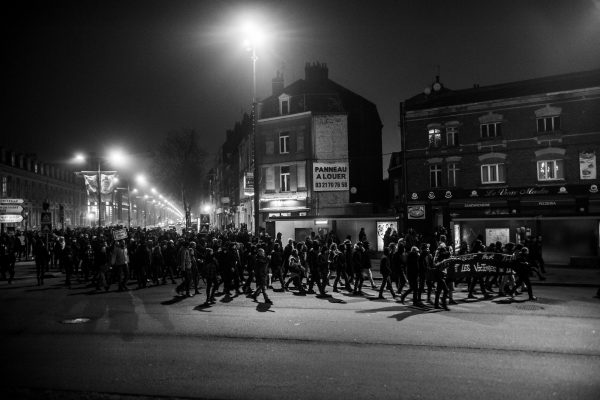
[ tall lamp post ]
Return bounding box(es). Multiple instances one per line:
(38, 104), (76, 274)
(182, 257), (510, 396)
(243, 26), (261, 236)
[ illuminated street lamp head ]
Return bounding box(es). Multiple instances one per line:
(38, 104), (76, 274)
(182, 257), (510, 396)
(136, 174), (147, 186)
(132, 188), (138, 194)
(74, 153), (86, 163)
(107, 148), (128, 167)
(241, 20), (266, 49)
(151, 187), (157, 194)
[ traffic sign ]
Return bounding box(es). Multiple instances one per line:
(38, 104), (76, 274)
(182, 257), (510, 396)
(0, 205), (24, 214)
(0, 214), (24, 223)
(41, 211), (52, 233)
(0, 198), (24, 204)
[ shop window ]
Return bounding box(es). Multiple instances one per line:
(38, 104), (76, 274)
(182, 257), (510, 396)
(428, 128), (442, 148)
(447, 163), (459, 187)
(480, 122), (501, 139)
(537, 159), (564, 181)
(279, 132), (290, 154)
(481, 163), (505, 184)
(537, 116), (560, 133)
(280, 166), (291, 192)
(429, 164), (442, 188)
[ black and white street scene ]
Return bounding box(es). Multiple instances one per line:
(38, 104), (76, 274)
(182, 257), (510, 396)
(2, 1), (600, 399)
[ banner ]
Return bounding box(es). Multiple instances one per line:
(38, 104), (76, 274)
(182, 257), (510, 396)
(113, 228), (128, 241)
(439, 252), (514, 280)
(83, 173), (118, 202)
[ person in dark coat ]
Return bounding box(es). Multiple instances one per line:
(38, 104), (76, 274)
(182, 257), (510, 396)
(512, 247), (537, 301)
(399, 246), (423, 306)
(60, 243), (76, 288)
(268, 243), (285, 290)
(251, 248), (273, 304)
(378, 247), (396, 299)
(34, 238), (50, 286)
(203, 248), (219, 305)
(331, 243), (351, 292)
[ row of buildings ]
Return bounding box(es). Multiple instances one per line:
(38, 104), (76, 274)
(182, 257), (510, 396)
(0, 149), (174, 232)
(207, 65), (600, 266)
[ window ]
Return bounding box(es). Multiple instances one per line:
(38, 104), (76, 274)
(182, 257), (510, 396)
(1, 176), (7, 197)
(448, 163), (459, 187)
(480, 122), (501, 139)
(446, 126), (458, 146)
(481, 164), (505, 184)
(279, 94), (291, 115)
(280, 166), (291, 192)
(537, 116), (560, 133)
(428, 128), (442, 148)
(429, 164), (442, 188)
(537, 160), (564, 181)
(279, 132), (290, 154)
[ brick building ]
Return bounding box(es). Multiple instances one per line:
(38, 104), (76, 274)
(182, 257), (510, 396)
(397, 69), (600, 265)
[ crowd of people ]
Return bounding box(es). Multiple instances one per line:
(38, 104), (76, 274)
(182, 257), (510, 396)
(0, 225), (550, 309)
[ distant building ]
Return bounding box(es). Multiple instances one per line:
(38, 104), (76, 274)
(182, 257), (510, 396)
(398, 69), (600, 265)
(0, 147), (87, 231)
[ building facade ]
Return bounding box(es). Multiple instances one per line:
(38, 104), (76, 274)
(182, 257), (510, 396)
(398, 69), (600, 265)
(255, 62), (384, 229)
(0, 147), (87, 231)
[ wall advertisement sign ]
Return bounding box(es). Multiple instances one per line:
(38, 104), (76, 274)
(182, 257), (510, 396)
(580, 150), (596, 180)
(312, 162), (349, 191)
(407, 205), (426, 219)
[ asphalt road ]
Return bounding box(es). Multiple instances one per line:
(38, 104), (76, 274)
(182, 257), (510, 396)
(1, 263), (599, 399)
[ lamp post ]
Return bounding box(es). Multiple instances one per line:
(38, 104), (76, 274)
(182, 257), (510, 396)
(243, 28), (261, 236)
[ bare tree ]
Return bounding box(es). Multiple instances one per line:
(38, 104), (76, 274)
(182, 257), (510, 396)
(151, 129), (207, 228)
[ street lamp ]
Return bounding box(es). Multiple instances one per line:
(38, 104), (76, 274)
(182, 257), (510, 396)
(242, 22), (263, 236)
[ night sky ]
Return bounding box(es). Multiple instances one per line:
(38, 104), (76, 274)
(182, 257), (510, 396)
(5, 0), (600, 182)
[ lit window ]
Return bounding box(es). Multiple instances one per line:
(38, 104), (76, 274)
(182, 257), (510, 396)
(537, 160), (564, 181)
(537, 116), (560, 133)
(280, 166), (291, 192)
(429, 164), (442, 188)
(446, 126), (458, 146)
(279, 132), (290, 154)
(428, 128), (442, 148)
(481, 164), (505, 184)
(447, 163), (459, 187)
(480, 122), (502, 139)
(1, 176), (7, 197)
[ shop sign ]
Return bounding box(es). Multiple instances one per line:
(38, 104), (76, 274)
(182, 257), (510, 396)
(313, 162), (349, 191)
(407, 205), (425, 219)
(244, 172), (254, 191)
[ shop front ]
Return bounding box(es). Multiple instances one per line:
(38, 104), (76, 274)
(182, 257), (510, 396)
(406, 184), (600, 266)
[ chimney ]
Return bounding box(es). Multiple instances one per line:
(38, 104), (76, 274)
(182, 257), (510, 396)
(305, 61), (329, 83)
(272, 70), (284, 96)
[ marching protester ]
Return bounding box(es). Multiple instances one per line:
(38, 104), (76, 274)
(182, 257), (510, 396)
(2, 222), (556, 314)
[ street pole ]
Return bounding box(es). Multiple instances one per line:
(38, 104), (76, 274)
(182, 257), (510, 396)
(251, 46), (260, 237)
(400, 101), (409, 233)
(97, 160), (102, 228)
(127, 184), (131, 229)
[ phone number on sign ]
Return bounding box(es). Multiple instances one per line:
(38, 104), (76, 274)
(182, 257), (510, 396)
(315, 182), (348, 188)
